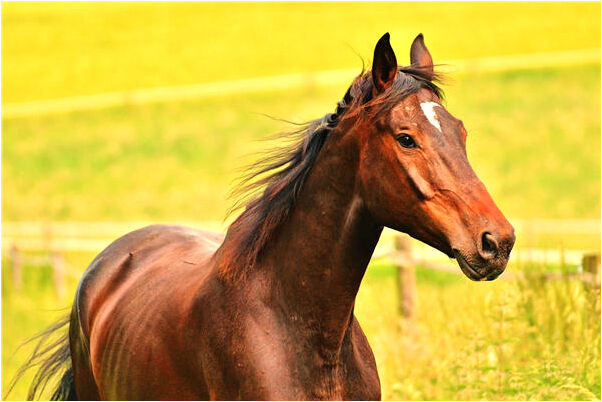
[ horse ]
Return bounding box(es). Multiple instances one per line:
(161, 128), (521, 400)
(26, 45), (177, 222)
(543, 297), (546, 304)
(9, 33), (515, 400)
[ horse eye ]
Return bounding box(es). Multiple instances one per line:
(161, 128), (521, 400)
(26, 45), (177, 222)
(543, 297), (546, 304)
(397, 134), (417, 149)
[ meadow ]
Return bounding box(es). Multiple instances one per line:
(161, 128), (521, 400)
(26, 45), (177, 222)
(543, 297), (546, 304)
(3, 2), (600, 103)
(2, 2), (601, 401)
(3, 258), (600, 400)
(2, 63), (600, 224)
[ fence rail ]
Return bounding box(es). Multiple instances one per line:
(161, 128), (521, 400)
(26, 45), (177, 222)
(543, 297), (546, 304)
(3, 218), (599, 237)
(2, 220), (599, 301)
(3, 219), (598, 260)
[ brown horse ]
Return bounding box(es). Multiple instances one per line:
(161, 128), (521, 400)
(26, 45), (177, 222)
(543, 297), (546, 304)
(10, 33), (515, 400)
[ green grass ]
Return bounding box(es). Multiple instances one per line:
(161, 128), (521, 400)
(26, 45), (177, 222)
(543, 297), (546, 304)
(356, 262), (601, 400)
(2, 254), (85, 401)
(2, 2), (600, 102)
(450, 67), (601, 221)
(2, 64), (600, 223)
(3, 259), (600, 400)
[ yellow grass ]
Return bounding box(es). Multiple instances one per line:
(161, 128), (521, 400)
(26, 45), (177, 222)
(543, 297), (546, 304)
(2, 2), (600, 102)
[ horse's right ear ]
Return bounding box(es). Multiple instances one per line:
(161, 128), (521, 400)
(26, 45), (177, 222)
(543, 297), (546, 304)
(372, 33), (398, 94)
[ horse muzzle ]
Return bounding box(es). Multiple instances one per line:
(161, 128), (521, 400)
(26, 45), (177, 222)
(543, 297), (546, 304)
(452, 228), (516, 281)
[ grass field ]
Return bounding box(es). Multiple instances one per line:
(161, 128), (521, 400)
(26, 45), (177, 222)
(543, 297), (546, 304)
(2, 2), (600, 224)
(359, 263), (601, 400)
(3, 63), (600, 223)
(2, 3), (600, 401)
(2, 258), (600, 401)
(2, 2), (600, 103)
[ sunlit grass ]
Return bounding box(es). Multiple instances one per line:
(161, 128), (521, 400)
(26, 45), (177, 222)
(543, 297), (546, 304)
(356, 263), (601, 400)
(2, 2), (600, 102)
(2, 64), (600, 223)
(3, 258), (600, 400)
(1, 252), (87, 401)
(448, 66), (601, 221)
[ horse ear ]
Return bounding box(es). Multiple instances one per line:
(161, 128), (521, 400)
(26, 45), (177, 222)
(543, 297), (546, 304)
(372, 33), (398, 94)
(410, 33), (434, 75)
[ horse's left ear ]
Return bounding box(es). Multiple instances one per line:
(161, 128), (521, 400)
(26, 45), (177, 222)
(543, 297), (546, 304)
(410, 33), (434, 76)
(372, 33), (398, 94)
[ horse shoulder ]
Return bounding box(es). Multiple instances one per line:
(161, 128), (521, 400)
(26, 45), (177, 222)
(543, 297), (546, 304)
(188, 276), (303, 400)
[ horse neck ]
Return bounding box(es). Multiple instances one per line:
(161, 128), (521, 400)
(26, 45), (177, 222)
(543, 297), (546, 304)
(257, 125), (383, 351)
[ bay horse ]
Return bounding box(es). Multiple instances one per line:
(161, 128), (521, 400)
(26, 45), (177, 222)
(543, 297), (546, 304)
(10, 33), (515, 400)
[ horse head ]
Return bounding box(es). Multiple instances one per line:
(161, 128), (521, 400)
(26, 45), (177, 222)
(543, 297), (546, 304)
(347, 33), (515, 281)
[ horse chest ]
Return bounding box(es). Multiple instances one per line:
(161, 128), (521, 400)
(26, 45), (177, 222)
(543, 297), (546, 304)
(213, 346), (380, 400)
(221, 320), (380, 399)
(197, 298), (380, 400)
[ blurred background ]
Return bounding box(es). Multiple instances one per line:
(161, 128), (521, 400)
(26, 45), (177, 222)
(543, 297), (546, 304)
(2, 2), (600, 400)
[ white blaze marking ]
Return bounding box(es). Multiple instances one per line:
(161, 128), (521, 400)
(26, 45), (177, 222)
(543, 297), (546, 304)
(420, 101), (441, 131)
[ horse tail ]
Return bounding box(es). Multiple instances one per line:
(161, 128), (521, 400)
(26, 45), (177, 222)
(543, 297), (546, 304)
(51, 367), (76, 400)
(4, 316), (77, 400)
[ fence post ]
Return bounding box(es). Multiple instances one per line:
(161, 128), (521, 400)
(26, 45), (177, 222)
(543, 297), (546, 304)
(52, 251), (66, 299)
(9, 244), (22, 290)
(582, 252), (601, 287)
(393, 235), (416, 318)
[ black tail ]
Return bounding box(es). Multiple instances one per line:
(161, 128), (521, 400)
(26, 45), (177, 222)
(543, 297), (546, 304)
(4, 316), (77, 400)
(51, 367), (76, 400)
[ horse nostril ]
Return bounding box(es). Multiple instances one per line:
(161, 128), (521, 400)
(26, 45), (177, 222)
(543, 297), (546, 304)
(480, 232), (499, 260)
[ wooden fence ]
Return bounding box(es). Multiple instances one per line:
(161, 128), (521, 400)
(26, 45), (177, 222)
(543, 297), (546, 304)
(391, 234), (600, 319)
(2, 220), (600, 302)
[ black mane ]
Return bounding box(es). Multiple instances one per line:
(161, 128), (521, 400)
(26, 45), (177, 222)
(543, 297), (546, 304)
(219, 66), (443, 282)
